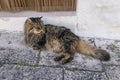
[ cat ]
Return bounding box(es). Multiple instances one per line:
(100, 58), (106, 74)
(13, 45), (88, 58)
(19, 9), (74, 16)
(24, 17), (110, 64)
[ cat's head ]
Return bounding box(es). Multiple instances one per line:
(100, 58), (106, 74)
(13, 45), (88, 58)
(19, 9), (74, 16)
(24, 17), (46, 46)
(25, 16), (45, 35)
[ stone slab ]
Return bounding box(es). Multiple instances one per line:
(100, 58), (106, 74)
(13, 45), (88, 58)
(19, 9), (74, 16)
(0, 64), (63, 80)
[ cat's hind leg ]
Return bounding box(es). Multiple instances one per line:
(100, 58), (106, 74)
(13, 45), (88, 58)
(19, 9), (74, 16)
(54, 52), (74, 64)
(59, 53), (74, 64)
(54, 53), (65, 61)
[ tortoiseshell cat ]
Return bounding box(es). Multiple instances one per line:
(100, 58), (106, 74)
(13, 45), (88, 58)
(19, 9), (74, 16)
(24, 17), (110, 64)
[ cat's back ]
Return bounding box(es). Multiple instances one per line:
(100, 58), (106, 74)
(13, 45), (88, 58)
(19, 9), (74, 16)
(44, 24), (67, 32)
(44, 24), (78, 39)
(44, 24), (68, 35)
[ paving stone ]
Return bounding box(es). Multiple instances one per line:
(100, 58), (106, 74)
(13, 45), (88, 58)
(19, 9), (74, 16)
(95, 38), (120, 65)
(63, 54), (103, 71)
(105, 66), (120, 80)
(0, 31), (25, 49)
(39, 38), (102, 71)
(0, 47), (39, 65)
(39, 51), (60, 66)
(0, 30), (39, 65)
(64, 70), (108, 80)
(0, 64), (63, 80)
(39, 51), (102, 71)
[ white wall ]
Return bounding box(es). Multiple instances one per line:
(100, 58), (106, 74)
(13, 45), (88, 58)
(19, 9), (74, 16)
(0, 0), (120, 40)
(76, 0), (120, 40)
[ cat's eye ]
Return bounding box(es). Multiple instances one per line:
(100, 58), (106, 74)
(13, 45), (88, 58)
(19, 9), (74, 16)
(36, 27), (41, 30)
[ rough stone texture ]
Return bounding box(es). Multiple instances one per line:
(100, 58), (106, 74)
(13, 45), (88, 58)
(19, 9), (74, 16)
(0, 47), (39, 65)
(0, 31), (120, 80)
(95, 38), (120, 65)
(63, 54), (103, 71)
(105, 66), (120, 80)
(0, 31), (39, 65)
(0, 64), (63, 80)
(64, 70), (108, 80)
(0, 31), (25, 48)
(39, 51), (60, 66)
(39, 51), (103, 71)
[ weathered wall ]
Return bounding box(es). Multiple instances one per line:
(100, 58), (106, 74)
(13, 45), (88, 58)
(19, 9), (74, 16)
(76, 0), (120, 40)
(0, 0), (120, 40)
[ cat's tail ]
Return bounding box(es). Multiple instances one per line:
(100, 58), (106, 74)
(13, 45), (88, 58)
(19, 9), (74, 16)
(73, 39), (110, 61)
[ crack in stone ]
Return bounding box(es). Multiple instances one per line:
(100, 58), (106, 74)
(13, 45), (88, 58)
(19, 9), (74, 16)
(0, 62), (105, 73)
(103, 64), (120, 66)
(31, 51), (42, 67)
(37, 51), (41, 64)
(101, 61), (106, 72)
(62, 68), (65, 80)
(104, 71), (110, 80)
(101, 61), (109, 80)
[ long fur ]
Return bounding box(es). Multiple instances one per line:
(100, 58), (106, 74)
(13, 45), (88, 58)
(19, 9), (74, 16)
(24, 17), (110, 64)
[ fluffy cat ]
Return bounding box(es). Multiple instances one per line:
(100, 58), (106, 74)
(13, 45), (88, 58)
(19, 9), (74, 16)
(24, 17), (110, 64)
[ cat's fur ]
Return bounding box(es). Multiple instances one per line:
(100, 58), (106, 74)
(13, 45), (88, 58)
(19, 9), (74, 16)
(24, 17), (110, 64)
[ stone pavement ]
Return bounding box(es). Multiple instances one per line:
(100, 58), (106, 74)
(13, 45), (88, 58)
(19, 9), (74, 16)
(0, 31), (120, 80)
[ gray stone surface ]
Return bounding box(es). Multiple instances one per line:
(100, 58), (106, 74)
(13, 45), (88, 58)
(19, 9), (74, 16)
(63, 54), (103, 71)
(105, 66), (120, 80)
(64, 70), (108, 80)
(0, 47), (39, 65)
(39, 51), (60, 66)
(0, 31), (25, 49)
(0, 31), (120, 80)
(95, 39), (120, 65)
(0, 31), (39, 65)
(0, 64), (63, 80)
(39, 51), (102, 71)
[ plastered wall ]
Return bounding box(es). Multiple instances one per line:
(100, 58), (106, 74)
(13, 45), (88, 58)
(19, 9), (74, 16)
(76, 0), (120, 40)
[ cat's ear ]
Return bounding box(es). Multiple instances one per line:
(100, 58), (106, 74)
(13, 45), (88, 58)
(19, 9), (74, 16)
(39, 16), (43, 19)
(37, 16), (43, 21)
(25, 18), (33, 24)
(38, 16), (43, 22)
